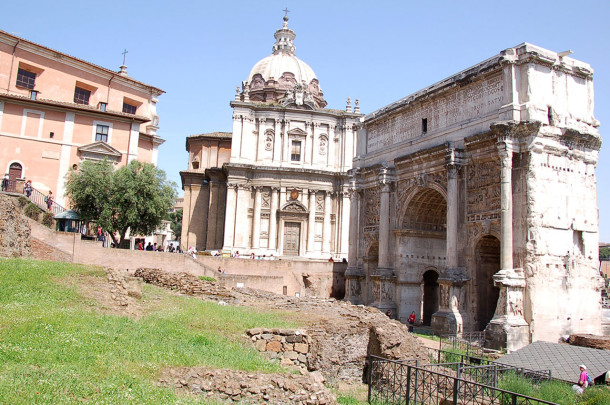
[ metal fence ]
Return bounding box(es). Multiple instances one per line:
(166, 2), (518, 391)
(439, 331), (486, 357)
(1, 180), (66, 215)
(426, 348), (552, 386)
(368, 355), (558, 405)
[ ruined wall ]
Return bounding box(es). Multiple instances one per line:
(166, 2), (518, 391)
(0, 194), (32, 257)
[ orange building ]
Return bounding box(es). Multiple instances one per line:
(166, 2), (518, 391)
(0, 29), (164, 209)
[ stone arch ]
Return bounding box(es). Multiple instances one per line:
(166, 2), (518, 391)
(280, 200), (308, 213)
(474, 235), (501, 330)
(402, 187), (447, 232)
(421, 268), (440, 326)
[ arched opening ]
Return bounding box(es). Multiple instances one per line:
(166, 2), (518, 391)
(7, 162), (23, 192)
(403, 188), (447, 232)
(422, 270), (439, 326)
(475, 235), (501, 330)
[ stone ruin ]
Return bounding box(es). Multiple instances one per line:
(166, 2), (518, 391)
(0, 194), (32, 258)
(112, 267), (429, 402)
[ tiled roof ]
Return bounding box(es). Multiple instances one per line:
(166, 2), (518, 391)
(499, 341), (610, 382)
(0, 29), (164, 94)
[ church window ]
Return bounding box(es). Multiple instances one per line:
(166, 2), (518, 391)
(291, 141), (301, 161)
(74, 87), (91, 105)
(122, 102), (137, 114)
(16, 69), (36, 90)
(95, 124), (109, 142)
(422, 118), (428, 133)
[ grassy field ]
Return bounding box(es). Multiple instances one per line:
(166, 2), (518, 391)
(0, 258), (300, 404)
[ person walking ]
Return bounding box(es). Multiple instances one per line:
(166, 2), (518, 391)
(408, 311), (416, 332)
(44, 190), (54, 211)
(23, 180), (32, 198)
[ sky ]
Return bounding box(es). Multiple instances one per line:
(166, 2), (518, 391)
(2, 0), (609, 241)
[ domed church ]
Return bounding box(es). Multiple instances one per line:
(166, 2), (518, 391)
(181, 15), (362, 259)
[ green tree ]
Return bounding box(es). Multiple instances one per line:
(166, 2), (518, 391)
(168, 208), (182, 242)
(600, 247), (610, 260)
(66, 159), (176, 248)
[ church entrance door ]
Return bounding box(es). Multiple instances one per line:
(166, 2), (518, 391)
(7, 162), (22, 192)
(475, 235), (500, 330)
(422, 270), (439, 326)
(283, 222), (301, 256)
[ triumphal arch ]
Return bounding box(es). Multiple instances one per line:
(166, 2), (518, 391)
(346, 43), (602, 350)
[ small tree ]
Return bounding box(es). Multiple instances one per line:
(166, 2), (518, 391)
(66, 159), (176, 247)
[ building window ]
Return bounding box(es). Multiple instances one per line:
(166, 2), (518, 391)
(99, 102), (107, 112)
(422, 118), (428, 133)
(74, 87), (91, 105)
(291, 140), (301, 162)
(122, 102), (137, 114)
(30, 90), (38, 100)
(16, 69), (36, 89)
(95, 124), (109, 142)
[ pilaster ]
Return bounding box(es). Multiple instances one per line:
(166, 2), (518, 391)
(268, 186), (280, 250)
(307, 189), (317, 254)
(252, 186), (262, 249)
(322, 191), (332, 254)
(222, 183), (238, 250)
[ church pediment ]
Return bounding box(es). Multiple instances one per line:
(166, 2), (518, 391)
(77, 141), (122, 161)
(287, 127), (307, 137)
(280, 200), (308, 214)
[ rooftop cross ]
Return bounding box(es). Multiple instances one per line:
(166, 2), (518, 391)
(283, 7), (290, 17)
(122, 49), (128, 65)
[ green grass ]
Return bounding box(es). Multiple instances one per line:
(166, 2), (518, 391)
(198, 275), (217, 282)
(498, 373), (610, 405)
(0, 258), (299, 404)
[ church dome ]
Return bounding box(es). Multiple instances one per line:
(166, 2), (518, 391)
(238, 15), (326, 109)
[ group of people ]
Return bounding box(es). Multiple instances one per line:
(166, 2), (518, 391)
(136, 241), (180, 253)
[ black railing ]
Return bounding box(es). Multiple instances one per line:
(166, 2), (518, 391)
(1, 179), (66, 215)
(426, 347), (552, 386)
(368, 355), (557, 405)
(439, 331), (486, 357)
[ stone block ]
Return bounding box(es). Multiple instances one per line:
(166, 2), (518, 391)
(255, 339), (267, 351)
(247, 328), (263, 336)
(282, 342), (294, 351)
(286, 335), (303, 343)
(294, 343), (308, 354)
(284, 351), (298, 360)
(266, 341), (281, 352)
(297, 354), (307, 364)
(261, 333), (274, 340)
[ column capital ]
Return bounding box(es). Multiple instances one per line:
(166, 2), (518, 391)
(378, 167), (395, 191)
(270, 186), (281, 192)
(445, 147), (466, 171)
(308, 188), (318, 195)
(252, 185), (263, 192)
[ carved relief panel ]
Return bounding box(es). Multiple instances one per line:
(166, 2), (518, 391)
(467, 160), (501, 222)
(363, 186), (380, 226)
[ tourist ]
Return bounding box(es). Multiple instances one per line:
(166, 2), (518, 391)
(234, 251), (240, 258)
(153, 242), (158, 251)
(572, 365), (589, 394)
(23, 180), (32, 198)
(44, 190), (54, 211)
(251, 252), (255, 259)
(1, 174), (8, 191)
(328, 256), (334, 262)
(385, 309), (392, 318)
(137, 241), (143, 250)
(146, 242), (153, 251)
(408, 311), (416, 332)
(97, 226), (103, 241)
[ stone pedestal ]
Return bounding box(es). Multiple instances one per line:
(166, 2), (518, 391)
(485, 268), (530, 352)
(369, 273), (396, 314)
(432, 268), (469, 335)
(345, 269), (365, 305)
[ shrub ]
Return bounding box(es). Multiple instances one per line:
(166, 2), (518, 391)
(199, 275), (217, 283)
(17, 196), (28, 208)
(579, 386), (610, 405)
(24, 202), (40, 220)
(41, 212), (54, 228)
(201, 251), (212, 256)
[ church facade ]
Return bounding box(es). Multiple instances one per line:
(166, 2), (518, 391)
(181, 16), (361, 259)
(346, 43), (602, 350)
